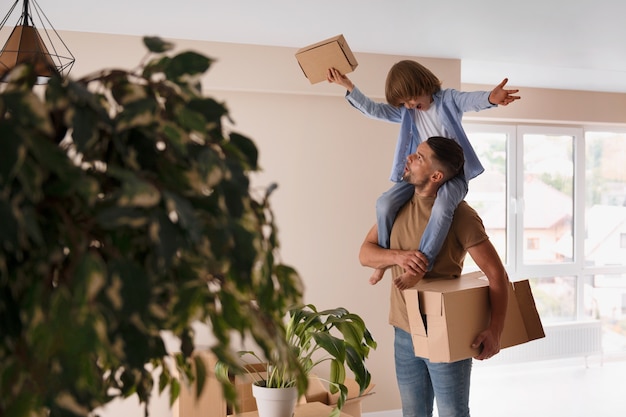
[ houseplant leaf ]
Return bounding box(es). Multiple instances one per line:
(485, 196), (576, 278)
(0, 37), (304, 417)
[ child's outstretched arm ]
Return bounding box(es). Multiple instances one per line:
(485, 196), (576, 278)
(488, 78), (521, 106)
(327, 67), (355, 92)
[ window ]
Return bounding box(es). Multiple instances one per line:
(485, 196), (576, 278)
(463, 125), (512, 271)
(520, 128), (575, 265)
(465, 124), (626, 356)
(585, 132), (626, 267)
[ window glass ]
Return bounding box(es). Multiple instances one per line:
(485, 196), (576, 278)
(584, 273), (626, 354)
(529, 276), (577, 322)
(523, 134), (574, 264)
(465, 131), (508, 270)
(585, 132), (626, 267)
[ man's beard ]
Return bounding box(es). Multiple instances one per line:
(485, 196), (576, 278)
(402, 171), (427, 190)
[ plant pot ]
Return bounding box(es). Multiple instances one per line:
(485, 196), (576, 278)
(252, 384), (298, 417)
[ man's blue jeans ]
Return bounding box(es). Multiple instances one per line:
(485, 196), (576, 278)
(394, 327), (472, 417)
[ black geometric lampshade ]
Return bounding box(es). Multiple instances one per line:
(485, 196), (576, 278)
(0, 0), (74, 83)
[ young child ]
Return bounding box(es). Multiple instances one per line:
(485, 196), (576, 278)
(327, 61), (520, 286)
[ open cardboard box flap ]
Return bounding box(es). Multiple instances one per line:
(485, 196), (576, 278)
(306, 375), (374, 417)
(306, 374), (375, 404)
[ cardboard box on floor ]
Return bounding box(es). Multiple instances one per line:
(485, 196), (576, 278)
(295, 34), (358, 84)
(174, 350), (373, 417)
(231, 372), (374, 417)
(305, 375), (375, 417)
(229, 364), (269, 414)
(404, 272), (545, 363)
(173, 352), (266, 417)
(233, 402), (354, 417)
(173, 350), (227, 417)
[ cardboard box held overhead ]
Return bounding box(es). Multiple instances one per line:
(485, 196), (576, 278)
(295, 34), (358, 84)
(404, 272), (545, 363)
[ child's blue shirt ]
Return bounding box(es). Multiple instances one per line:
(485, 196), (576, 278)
(345, 87), (495, 182)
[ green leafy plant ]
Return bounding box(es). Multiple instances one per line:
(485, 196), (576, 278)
(0, 37), (305, 417)
(215, 304), (377, 417)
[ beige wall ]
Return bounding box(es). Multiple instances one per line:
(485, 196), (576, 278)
(463, 82), (626, 125)
(65, 31), (626, 415)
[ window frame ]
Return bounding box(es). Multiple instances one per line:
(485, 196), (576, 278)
(465, 123), (626, 322)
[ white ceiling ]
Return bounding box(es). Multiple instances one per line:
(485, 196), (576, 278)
(22, 0), (626, 93)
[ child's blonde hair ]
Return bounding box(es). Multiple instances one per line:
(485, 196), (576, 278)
(385, 60), (442, 107)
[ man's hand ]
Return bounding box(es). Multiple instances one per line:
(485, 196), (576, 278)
(327, 67), (355, 92)
(392, 250), (428, 289)
(471, 327), (501, 360)
(359, 225), (428, 289)
(395, 249), (428, 276)
(488, 78), (520, 106)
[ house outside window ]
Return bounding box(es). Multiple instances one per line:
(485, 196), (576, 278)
(526, 237), (540, 250)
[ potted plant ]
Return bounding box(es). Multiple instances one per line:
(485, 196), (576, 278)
(215, 303), (377, 417)
(0, 37), (305, 417)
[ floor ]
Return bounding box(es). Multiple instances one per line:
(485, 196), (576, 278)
(365, 354), (626, 417)
(95, 351), (626, 417)
(469, 355), (624, 417)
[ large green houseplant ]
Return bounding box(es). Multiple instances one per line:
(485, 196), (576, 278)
(215, 304), (376, 417)
(0, 37), (307, 417)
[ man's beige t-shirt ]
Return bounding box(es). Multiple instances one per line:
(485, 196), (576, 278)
(388, 193), (489, 333)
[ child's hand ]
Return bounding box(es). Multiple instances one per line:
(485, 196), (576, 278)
(327, 68), (355, 92)
(489, 78), (520, 106)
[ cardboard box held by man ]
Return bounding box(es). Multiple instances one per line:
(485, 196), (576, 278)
(404, 271), (545, 363)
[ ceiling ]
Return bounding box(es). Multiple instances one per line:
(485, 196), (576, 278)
(18, 0), (626, 93)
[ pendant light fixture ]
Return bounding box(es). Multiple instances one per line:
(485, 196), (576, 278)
(0, 0), (74, 83)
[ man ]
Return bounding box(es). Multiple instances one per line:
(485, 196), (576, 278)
(359, 136), (509, 417)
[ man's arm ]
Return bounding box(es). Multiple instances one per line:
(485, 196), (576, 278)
(466, 239), (509, 360)
(359, 224), (428, 275)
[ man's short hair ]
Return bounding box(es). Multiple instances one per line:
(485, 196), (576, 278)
(425, 136), (465, 181)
